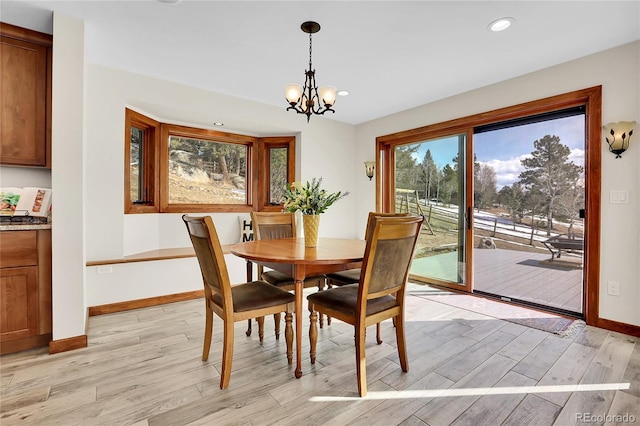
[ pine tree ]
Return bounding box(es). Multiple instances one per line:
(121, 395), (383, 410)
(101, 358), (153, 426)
(518, 135), (583, 235)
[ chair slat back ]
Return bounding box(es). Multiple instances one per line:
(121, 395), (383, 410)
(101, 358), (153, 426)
(360, 216), (423, 300)
(182, 215), (232, 300)
(364, 212), (410, 241)
(251, 211), (296, 241)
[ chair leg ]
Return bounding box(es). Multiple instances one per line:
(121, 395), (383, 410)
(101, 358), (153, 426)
(220, 318), (235, 389)
(285, 310), (293, 364)
(355, 324), (367, 397)
(326, 280), (332, 326)
(202, 305), (213, 361)
(246, 318), (252, 336)
(376, 322), (383, 345)
(308, 304), (318, 364)
(257, 316), (265, 343)
(318, 280), (325, 329)
(273, 313), (282, 339)
(395, 313), (408, 372)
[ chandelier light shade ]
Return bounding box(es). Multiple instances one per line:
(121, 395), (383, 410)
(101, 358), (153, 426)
(285, 21), (336, 122)
(604, 121), (636, 158)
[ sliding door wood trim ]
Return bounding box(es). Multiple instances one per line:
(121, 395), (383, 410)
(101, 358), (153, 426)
(376, 86), (602, 326)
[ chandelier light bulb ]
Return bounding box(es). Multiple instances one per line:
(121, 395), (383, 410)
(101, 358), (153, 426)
(285, 84), (302, 105)
(319, 86), (336, 106)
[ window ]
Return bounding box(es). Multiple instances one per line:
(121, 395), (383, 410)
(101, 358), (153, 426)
(124, 109), (294, 213)
(159, 123), (256, 213)
(125, 109), (159, 213)
(258, 137), (295, 211)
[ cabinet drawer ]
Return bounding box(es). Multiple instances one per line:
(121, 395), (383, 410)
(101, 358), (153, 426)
(0, 231), (38, 268)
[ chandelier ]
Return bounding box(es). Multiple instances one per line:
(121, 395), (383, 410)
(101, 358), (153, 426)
(285, 21), (336, 122)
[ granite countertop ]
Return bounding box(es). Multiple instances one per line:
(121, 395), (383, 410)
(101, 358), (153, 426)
(0, 223), (52, 231)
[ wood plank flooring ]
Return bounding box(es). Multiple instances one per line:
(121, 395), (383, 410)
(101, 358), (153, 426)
(1, 285), (638, 425)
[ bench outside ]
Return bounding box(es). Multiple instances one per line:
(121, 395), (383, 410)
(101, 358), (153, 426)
(543, 234), (583, 261)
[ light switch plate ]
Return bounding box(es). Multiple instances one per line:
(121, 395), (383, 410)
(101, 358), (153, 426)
(609, 190), (629, 204)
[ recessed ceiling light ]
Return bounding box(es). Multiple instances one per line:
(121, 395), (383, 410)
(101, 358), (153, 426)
(213, 122), (224, 127)
(488, 17), (515, 32)
(337, 90), (349, 97)
(157, 0), (181, 4)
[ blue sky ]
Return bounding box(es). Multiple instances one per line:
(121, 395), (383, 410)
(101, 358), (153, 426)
(410, 115), (585, 189)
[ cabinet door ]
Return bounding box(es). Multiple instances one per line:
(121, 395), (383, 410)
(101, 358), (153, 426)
(0, 35), (48, 166)
(0, 266), (39, 342)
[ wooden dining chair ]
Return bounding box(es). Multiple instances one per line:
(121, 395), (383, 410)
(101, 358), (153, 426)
(325, 211), (410, 342)
(307, 214), (424, 396)
(182, 214), (295, 389)
(250, 211), (327, 337)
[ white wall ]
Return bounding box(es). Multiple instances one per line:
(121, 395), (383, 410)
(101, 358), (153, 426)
(0, 167), (51, 188)
(355, 41), (640, 326)
(50, 13), (86, 340)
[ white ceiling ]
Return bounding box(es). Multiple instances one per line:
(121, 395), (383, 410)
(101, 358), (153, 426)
(2, 1), (639, 125)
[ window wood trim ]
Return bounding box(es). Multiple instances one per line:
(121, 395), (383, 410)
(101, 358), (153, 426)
(124, 108), (159, 214)
(377, 86), (602, 326)
(125, 111), (295, 215)
(257, 136), (295, 212)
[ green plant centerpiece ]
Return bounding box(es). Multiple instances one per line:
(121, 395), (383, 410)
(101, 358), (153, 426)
(283, 177), (349, 247)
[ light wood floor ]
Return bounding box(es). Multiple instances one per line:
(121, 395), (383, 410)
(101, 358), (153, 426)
(1, 286), (638, 425)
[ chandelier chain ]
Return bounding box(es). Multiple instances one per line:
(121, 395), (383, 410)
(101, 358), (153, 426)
(308, 33), (313, 70)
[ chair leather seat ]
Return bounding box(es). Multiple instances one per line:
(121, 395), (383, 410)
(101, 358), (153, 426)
(325, 269), (361, 285)
(212, 281), (295, 312)
(307, 284), (397, 317)
(262, 270), (325, 288)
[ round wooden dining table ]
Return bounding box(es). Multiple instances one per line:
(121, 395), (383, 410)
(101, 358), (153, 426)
(230, 237), (366, 378)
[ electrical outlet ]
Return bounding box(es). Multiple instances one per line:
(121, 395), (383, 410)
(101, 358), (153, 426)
(97, 266), (113, 274)
(607, 281), (620, 296)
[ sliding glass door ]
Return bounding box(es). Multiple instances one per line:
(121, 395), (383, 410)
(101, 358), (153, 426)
(393, 135), (469, 289)
(377, 87), (600, 321)
(472, 109), (586, 316)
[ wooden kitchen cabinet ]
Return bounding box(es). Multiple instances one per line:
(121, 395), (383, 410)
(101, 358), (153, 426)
(0, 23), (52, 168)
(0, 229), (52, 354)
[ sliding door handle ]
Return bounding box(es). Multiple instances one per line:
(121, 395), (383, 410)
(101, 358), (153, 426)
(466, 207), (472, 230)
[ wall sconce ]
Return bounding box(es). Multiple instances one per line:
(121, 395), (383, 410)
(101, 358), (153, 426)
(364, 161), (375, 180)
(604, 121), (636, 158)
